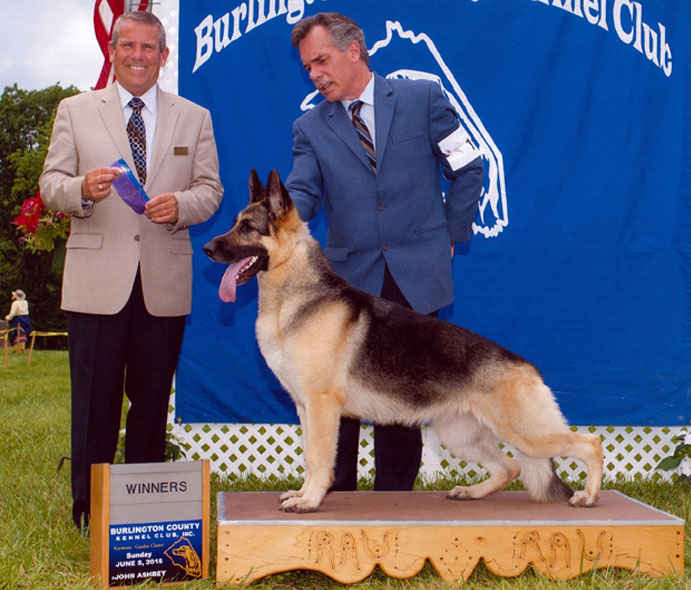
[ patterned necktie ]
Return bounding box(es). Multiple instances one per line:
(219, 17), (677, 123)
(127, 97), (147, 184)
(349, 100), (376, 173)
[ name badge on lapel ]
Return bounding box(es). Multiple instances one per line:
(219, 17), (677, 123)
(174, 146), (190, 155)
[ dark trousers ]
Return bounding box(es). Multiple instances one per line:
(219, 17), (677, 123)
(68, 271), (185, 528)
(330, 266), (435, 491)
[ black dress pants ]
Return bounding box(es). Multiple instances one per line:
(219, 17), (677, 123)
(330, 266), (434, 491)
(68, 271), (185, 528)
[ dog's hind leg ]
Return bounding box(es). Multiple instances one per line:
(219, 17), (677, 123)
(476, 370), (603, 507)
(279, 393), (343, 513)
(433, 412), (521, 500)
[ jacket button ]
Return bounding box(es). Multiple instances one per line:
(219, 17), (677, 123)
(377, 204), (384, 211)
(383, 244), (389, 251)
(134, 235), (141, 242)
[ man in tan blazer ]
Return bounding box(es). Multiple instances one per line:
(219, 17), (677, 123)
(39, 11), (223, 532)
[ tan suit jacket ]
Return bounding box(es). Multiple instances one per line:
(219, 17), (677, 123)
(39, 84), (223, 316)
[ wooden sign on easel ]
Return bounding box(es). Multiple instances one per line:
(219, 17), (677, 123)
(90, 460), (210, 588)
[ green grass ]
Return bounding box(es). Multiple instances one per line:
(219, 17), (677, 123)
(1, 350), (688, 589)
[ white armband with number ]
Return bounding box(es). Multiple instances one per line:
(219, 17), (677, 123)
(438, 127), (479, 171)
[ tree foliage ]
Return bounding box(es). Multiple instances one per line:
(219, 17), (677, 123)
(0, 83), (81, 337)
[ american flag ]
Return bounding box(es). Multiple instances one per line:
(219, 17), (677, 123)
(93, 0), (151, 89)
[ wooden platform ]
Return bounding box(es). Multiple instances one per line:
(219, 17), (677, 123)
(216, 490), (684, 584)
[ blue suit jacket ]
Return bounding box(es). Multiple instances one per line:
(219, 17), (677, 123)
(286, 73), (484, 314)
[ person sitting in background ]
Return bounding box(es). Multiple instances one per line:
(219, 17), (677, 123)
(5, 289), (32, 351)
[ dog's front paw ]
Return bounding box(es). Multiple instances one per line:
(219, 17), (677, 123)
(568, 490), (598, 507)
(279, 490), (301, 503)
(447, 485), (481, 501)
(279, 496), (320, 513)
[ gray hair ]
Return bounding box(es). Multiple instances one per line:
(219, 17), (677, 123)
(291, 12), (369, 67)
(111, 11), (167, 51)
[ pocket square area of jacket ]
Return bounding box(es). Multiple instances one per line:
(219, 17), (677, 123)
(174, 146), (189, 155)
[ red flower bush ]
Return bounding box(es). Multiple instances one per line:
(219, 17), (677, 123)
(14, 191), (70, 252)
(14, 194), (44, 234)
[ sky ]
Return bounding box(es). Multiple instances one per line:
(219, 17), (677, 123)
(1, 1), (105, 92)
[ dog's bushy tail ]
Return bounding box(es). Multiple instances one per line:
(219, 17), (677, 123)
(517, 455), (573, 502)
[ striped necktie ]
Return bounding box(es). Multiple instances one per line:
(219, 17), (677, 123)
(349, 100), (376, 173)
(127, 97), (147, 184)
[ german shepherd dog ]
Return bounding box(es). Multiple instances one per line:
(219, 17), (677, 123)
(204, 170), (603, 513)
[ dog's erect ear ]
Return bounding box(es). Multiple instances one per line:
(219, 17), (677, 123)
(249, 168), (266, 204)
(266, 169), (294, 219)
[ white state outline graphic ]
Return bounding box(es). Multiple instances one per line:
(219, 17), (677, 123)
(300, 20), (508, 238)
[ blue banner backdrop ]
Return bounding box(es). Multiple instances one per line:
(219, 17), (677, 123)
(175, 0), (689, 426)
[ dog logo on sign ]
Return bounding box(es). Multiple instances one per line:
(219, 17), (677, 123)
(164, 536), (202, 578)
(300, 20), (508, 239)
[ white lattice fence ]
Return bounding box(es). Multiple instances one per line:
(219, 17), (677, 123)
(168, 401), (681, 483)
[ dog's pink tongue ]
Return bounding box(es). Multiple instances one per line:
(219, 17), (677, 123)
(218, 258), (251, 303)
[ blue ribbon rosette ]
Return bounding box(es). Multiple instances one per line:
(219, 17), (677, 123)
(110, 159), (149, 214)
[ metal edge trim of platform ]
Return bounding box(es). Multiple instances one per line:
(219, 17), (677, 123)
(217, 518), (683, 527)
(608, 489), (686, 522)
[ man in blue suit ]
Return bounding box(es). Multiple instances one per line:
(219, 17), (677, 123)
(286, 12), (485, 491)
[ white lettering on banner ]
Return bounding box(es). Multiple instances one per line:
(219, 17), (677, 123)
(192, 0), (674, 79)
(530, 0), (673, 77)
(613, 0), (672, 76)
(582, 0), (608, 29)
(193, 0), (319, 73)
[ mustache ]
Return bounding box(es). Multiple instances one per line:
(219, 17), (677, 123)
(314, 78), (332, 91)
